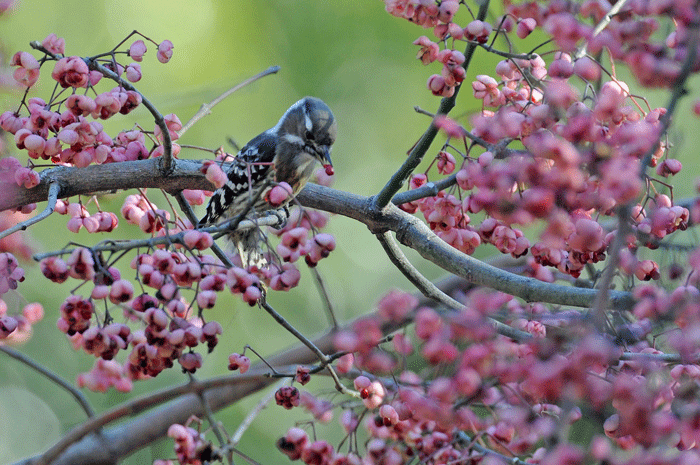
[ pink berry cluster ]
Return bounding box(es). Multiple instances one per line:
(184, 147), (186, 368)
(37, 169), (336, 389)
(76, 359), (133, 393)
(163, 420), (213, 465)
(2, 32), (177, 178)
(0, 251), (44, 343)
(1, 30), (338, 387)
(386, 0), (491, 97)
(390, 0), (694, 282)
(41, 244), (227, 381)
(273, 287), (700, 463)
(268, 194), (337, 270)
(277, 428), (357, 464)
(506, 0), (700, 88)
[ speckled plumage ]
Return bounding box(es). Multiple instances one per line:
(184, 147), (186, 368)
(198, 97), (337, 268)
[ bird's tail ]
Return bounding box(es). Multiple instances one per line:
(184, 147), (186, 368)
(233, 228), (268, 271)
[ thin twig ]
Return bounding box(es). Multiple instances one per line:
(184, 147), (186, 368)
(178, 66), (281, 139)
(174, 191), (200, 226)
(259, 300), (330, 363)
(590, 204), (631, 331)
(618, 352), (686, 363)
(455, 431), (530, 465)
(310, 267), (339, 329)
(475, 41), (537, 60)
(31, 213), (282, 262)
(188, 374), (232, 465)
(376, 231), (532, 342)
(0, 182), (59, 241)
(371, 0), (491, 209)
(574, 0), (630, 59)
(259, 300), (360, 398)
(244, 344), (281, 375)
(0, 345), (94, 418)
(227, 448), (263, 465)
(377, 232), (464, 310)
(231, 379), (284, 445)
(391, 176), (457, 207)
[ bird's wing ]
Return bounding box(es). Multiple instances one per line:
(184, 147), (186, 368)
(199, 129), (277, 226)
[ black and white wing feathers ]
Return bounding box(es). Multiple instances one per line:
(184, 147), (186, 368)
(198, 129), (277, 227)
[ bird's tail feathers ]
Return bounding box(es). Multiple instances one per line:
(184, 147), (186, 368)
(233, 229), (268, 271)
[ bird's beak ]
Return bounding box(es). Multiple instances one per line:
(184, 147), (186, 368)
(317, 146), (333, 166)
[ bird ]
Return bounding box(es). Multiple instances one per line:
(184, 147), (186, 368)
(198, 97), (337, 269)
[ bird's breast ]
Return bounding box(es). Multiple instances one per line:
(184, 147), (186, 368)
(274, 152), (317, 194)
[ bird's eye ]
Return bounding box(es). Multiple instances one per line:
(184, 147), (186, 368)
(305, 130), (314, 141)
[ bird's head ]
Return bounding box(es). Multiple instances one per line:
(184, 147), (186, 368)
(276, 97), (337, 173)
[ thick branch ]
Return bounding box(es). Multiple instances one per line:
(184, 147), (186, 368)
(3, 160), (634, 310)
(296, 184), (634, 310)
(0, 158), (211, 212)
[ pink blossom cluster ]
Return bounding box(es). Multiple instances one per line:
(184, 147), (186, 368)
(166, 420), (211, 465)
(0, 251), (43, 342)
(401, 70), (688, 278)
(274, 288), (700, 463)
(76, 358), (133, 393)
(2, 33), (178, 172)
(269, 200), (336, 269)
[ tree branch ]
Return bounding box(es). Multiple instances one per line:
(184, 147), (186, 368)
(178, 65), (281, 139)
(371, 0), (491, 209)
(297, 184), (635, 310)
(17, 275), (470, 465)
(376, 231), (532, 342)
(0, 182), (59, 241)
(3, 159), (634, 310)
(0, 158), (209, 213)
(0, 345), (94, 419)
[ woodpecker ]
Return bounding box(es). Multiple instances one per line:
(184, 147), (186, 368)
(198, 97), (337, 268)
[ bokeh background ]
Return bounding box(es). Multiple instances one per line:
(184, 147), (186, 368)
(1, 1), (698, 464)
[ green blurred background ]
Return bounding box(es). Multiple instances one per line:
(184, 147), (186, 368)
(0, 1), (449, 463)
(1, 0), (699, 463)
